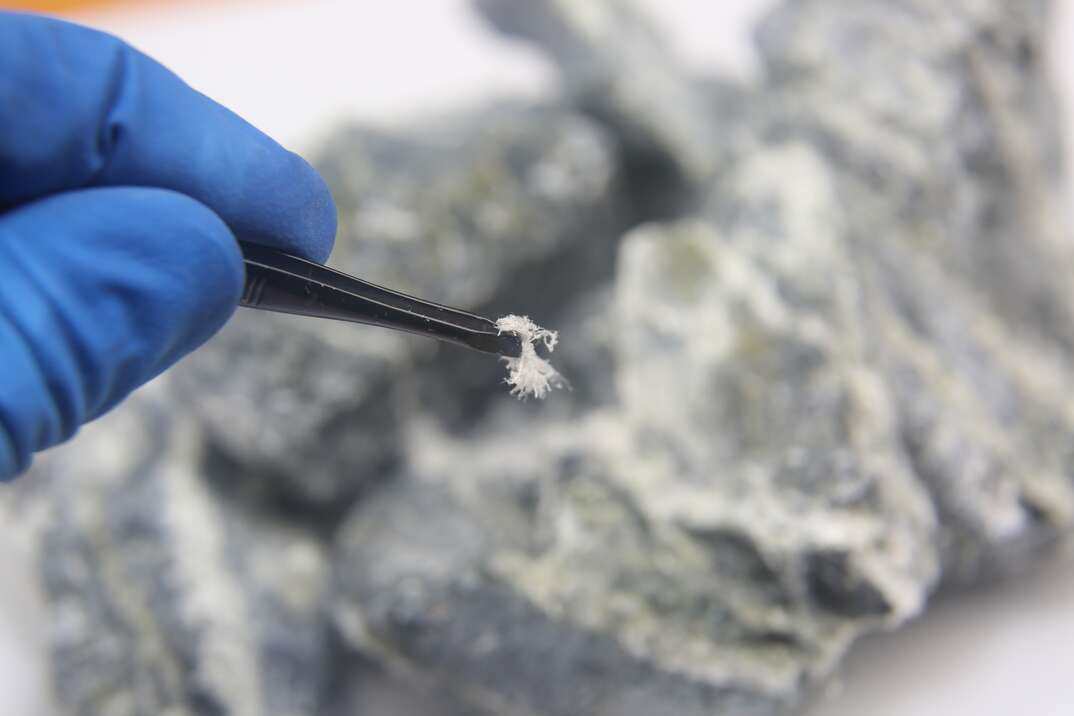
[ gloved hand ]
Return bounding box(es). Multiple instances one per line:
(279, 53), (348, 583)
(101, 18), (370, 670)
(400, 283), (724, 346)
(0, 12), (337, 480)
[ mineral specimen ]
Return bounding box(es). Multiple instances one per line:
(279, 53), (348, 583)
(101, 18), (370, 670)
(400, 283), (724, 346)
(495, 314), (564, 399)
(11, 387), (330, 716)
(5, 0), (1074, 714)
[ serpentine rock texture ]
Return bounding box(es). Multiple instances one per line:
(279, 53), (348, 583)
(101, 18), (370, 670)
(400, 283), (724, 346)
(5, 0), (1074, 714)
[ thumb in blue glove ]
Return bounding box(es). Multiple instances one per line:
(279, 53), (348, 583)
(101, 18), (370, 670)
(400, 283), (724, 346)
(0, 12), (337, 480)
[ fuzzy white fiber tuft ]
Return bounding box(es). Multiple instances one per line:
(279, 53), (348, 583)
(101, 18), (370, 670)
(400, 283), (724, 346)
(495, 314), (564, 400)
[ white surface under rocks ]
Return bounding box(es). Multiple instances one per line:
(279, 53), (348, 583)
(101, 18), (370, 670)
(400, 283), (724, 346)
(0, 515), (52, 716)
(2, 1), (1074, 715)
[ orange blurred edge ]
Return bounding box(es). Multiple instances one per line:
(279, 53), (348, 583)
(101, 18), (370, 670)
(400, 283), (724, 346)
(2, 0), (232, 13)
(2, 0), (144, 12)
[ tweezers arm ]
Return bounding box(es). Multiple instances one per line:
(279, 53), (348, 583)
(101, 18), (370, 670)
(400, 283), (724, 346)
(237, 242), (521, 357)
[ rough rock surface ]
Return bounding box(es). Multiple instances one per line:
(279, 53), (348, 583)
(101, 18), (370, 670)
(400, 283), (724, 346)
(5, 0), (1074, 715)
(752, 0), (1074, 585)
(8, 387), (330, 716)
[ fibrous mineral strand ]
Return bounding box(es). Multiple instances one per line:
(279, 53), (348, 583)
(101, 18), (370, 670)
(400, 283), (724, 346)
(495, 314), (564, 400)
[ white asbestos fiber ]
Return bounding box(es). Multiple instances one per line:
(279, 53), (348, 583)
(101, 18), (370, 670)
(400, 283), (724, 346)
(495, 314), (564, 400)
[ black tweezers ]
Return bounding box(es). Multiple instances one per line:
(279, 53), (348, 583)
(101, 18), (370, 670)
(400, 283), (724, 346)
(238, 241), (522, 358)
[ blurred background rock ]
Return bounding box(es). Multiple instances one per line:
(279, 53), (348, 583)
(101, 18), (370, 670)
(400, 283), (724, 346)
(2, 1), (1074, 715)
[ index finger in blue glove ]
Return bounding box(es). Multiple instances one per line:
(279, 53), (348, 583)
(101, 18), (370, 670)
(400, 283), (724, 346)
(0, 11), (335, 262)
(0, 186), (243, 479)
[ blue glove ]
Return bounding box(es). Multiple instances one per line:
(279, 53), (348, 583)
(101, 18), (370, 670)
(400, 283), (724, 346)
(0, 12), (337, 480)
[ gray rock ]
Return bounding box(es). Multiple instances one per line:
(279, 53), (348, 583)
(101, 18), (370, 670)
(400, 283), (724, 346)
(171, 311), (407, 510)
(332, 466), (786, 716)
(328, 0), (1074, 713)
(756, 0), (1074, 351)
(751, 0), (1074, 586)
(475, 0), (725, 184)
(15, 389), (330, 716)
(321, 652), (493, 716)
(698, 131), (1074, 587)
(318, 106), (623, 310)
(330, 219), (937, 715)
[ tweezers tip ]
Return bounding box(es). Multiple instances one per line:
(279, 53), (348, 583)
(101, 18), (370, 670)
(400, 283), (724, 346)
(466, 331), (523, 358)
